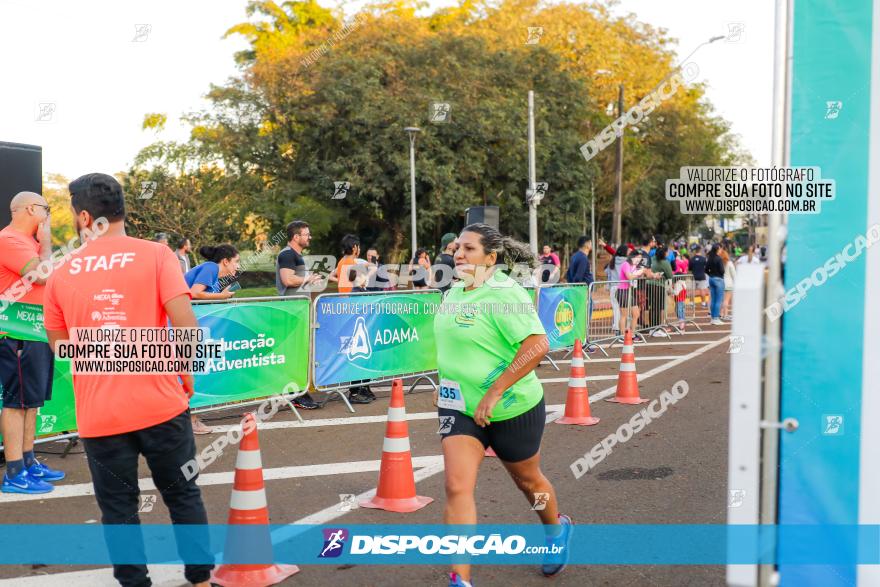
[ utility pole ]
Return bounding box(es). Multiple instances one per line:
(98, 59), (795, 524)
(528, 91), (538, 256)
(404, 127), (421, 256)
(591, 183), (597, 274)
(612, 83), (624, 245)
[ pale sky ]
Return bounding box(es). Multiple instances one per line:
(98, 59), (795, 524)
(0, 0), (773, 181)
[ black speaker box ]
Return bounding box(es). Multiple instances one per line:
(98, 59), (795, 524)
(0, 142), (42, 228)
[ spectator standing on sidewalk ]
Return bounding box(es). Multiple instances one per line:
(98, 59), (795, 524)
(690, 245), (709, 309)
(276, 220), (323, 409)
(0, 192), (65, 494)
(705, 244), (726, 325)
(649, 244), (674, 335)
(565, 237), (593, 285)
(175, 237), (192, 274)
(606, 245), (629, 337)
(721, 248), (737, 321)
(329, 234), (375, 404)
(540, 245), (561, 284)
(433, 233), (458, 293)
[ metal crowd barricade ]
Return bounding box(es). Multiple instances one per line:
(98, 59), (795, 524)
(311, 289), (440, 413)
(628, 276), (672, 340)
(586, 280), (647, 352)
(667, 275), (703, 333)
(191, 295), (312, 423)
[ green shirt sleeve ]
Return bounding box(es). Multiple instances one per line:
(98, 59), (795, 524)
(652, 259), (674, 280)
(490, 282), (546, 346)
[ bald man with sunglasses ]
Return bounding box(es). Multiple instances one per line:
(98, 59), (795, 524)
(0, 191), (65, 494)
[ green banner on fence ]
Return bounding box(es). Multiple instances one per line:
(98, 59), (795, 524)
(535, 285), (589, 351)
(1, 298), (311, 439)
(191, 297), (311, 408)
(0, 301), (48, 342)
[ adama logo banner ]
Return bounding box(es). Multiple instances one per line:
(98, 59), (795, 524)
(313, 292), (440, 387)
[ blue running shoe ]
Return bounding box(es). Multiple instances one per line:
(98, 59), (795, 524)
(448, 572), (473, 587)
(27, 461), (66, 482)
(1, 469), (54, 494)
(541, 513), (572, 577)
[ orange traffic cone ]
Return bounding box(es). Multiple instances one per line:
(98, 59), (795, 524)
(360, 379), (433, 512)
(485, 447), (497, 457)
(212, 413), (299, 587)
(556, 339), (600, 425)
(606, 330), (648, 404)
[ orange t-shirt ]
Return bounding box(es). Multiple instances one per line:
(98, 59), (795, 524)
(0, 225), (44, 305)
(336, 256), (357, 293)
(42, 235), (191, 438)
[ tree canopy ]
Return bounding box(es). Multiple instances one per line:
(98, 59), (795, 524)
(124, 0), (750, 262)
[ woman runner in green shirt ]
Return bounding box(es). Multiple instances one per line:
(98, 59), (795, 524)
(434, 223), (572, 587)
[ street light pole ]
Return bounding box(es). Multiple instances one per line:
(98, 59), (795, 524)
(404, 127), (421, 257)
(591, 182), (597, 274)
(528, 91), (538, 256)
(612, 83), (624, 245)
(601, 35), (724, 246)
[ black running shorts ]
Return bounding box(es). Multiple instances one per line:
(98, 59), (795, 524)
(438, 398), (545, 463)
(0, 338), (54, 409)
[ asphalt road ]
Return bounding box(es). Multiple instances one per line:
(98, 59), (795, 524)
(0, 310), (732, 587)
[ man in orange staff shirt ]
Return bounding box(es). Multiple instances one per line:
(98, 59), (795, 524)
(43, 174), (212, 587)
(0, 191), (66, 494)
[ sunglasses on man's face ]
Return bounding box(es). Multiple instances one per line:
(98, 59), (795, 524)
(31, 204), (50, 213)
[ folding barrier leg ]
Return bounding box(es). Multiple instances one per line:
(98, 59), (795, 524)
(281, 397), (305, 423)
(543, 355), (560, 371)
(336, 389), (356, 413)
(406, 375), (438, 395)
(61, 437), (79, 459)
(589, 342), (609, 357)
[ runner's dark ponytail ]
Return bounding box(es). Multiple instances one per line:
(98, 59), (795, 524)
(461, 223), (537, 268)
(199, 244), (238, 263)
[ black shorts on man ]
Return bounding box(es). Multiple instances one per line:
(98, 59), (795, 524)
(0, 338), (54, 409)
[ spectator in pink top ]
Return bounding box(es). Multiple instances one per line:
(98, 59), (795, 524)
(674, 255), (689, 274)
(615, 250), (647, 336)
(540, 245), (561, 283)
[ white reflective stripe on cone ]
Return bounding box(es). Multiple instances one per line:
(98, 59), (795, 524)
(571, 357), (584, 367)
(619, 363), (636, 372)
(382, 436), (411, 453)
(230, 489), (268, 510)
(622, 345), (634, 353)
(568, 377), (587, 387)
(387, 406), (407, 422)
(235, 449), (262, 470)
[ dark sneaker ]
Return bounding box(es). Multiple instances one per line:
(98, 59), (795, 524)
(293, 394), (320, 410)
(361, 386), (377, 401)
(541, 513), (572, 577)
(348, 390), (372, 404)
(2, 469), (54, 494)
(27, 461), (66, 482)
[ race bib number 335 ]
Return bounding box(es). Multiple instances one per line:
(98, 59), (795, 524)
(438, 379), (465, 411)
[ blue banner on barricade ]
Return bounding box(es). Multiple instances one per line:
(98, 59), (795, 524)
(312, 291), (440, 389)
